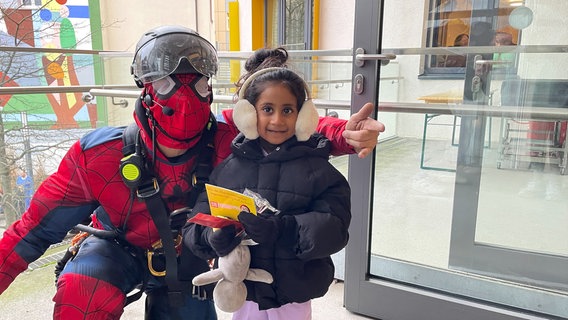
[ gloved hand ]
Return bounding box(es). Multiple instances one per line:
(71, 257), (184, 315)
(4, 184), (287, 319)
(238, 211), (283, 244)
(205, 225), (241, 257)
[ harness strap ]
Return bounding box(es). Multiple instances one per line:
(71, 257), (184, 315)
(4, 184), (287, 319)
(125, 289), (144, 306)
(186, 116), (217, 208)
(118, 115), (217, 312)
(144, 193), (186, 308)
(121, 124), (185, 310)
(122, 122), (140, 156)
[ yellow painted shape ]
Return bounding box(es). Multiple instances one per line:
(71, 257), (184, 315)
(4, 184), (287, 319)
(47, 62), (64, 79)
(251, 0), (264, 50)
(229, 1), (241, 86)
(43, 0), (60, 11)
(61, 59), (76, 108)
(313, 0), (319, 50)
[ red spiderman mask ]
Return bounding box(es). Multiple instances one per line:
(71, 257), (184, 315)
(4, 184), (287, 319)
(136, 73), (212, 150)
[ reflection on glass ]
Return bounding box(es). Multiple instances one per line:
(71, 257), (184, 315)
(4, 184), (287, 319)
(424, 0), (520, 76)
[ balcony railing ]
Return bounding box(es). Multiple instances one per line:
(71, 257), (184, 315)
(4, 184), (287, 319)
(0, 46), (358, 122)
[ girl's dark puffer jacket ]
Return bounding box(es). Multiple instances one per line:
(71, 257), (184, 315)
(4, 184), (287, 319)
(185, 133), (351, 310)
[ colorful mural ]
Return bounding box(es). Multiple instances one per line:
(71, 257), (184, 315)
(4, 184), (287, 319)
(0, 0), (100, 128)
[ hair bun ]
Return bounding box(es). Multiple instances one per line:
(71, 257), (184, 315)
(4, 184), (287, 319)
(245, 47), (289, 72)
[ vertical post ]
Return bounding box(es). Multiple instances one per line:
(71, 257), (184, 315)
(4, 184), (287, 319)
(20, 112), (34, 182)
(344, 0), (381, 313)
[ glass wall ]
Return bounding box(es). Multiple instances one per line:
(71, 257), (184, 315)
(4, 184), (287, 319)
(346, 0), (568, 319)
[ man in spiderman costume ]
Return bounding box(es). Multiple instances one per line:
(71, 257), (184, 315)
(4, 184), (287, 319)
(0, 25), (384, 319)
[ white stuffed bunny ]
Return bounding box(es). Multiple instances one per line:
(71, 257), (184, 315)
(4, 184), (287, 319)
(192, 239), (273, 312)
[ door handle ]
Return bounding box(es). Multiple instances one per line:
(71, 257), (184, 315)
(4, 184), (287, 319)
(355, 48), (397, 67)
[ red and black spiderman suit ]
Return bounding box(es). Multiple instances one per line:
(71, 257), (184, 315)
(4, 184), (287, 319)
(0, 26), (356, 320)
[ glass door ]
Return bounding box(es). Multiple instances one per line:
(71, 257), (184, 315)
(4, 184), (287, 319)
(344, 1), (568, 319)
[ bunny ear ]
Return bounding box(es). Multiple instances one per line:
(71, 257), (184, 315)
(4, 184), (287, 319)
(192, 269), (223, 286)
(246, 268), (274, 284)
(241, 238), (259, 246)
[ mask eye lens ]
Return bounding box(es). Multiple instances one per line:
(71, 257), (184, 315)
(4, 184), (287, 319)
(193, 76), (211, 98)
(153, 76), (176, 96)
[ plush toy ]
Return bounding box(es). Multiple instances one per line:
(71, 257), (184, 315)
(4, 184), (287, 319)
(192, 239), (273, 312)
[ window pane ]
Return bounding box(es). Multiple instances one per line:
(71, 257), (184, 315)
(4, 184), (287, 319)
(266, 0), (280, 48)
(284, 0), (305, 49)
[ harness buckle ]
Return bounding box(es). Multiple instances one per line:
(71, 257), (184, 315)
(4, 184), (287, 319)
(146, 234), (183, 277)
(137, 178), (160, 198)
(191, 167), (209, 187)
(147, 250), (167, 277)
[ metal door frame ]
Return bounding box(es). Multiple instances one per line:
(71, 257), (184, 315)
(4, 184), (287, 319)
(343, 1), (564, 319)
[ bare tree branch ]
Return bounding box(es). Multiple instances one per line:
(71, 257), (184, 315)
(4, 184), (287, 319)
(1, 1), (101, 225)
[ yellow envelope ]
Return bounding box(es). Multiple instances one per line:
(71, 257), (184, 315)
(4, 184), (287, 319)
(206, 184), (257, 220)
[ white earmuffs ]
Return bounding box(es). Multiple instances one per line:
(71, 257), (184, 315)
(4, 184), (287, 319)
(233, 67), (319, 141)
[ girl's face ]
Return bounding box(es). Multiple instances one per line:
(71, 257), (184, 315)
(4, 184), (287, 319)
(255, 83), (299, 145)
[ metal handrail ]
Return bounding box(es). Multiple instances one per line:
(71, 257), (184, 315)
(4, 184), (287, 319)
(85, 88), (568, 120)
(85, 89), (353, 111)
(3, 44), (567, 120)
(4, 86), (568, 121)
(0, 76), (406, 94)
(217, 49), (353, 59)
(3, 44), (567, 57)
(88, 89), (140, 99)
(0, 85), (138, 95)
(0, 46), (352, 57)
(0, 46), (356, 96)
(3, 84), (566, 120)
(0, 46), (121, 55)
(378, 102), (568, 120)
(0, 79), (359, 95)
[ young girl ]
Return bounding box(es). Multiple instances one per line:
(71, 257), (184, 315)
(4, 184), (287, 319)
(183, 48), (351, 320)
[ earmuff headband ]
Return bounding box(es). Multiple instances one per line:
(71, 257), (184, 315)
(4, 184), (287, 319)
(237, 67), (311, 100)
(233, 67), (318, 141)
